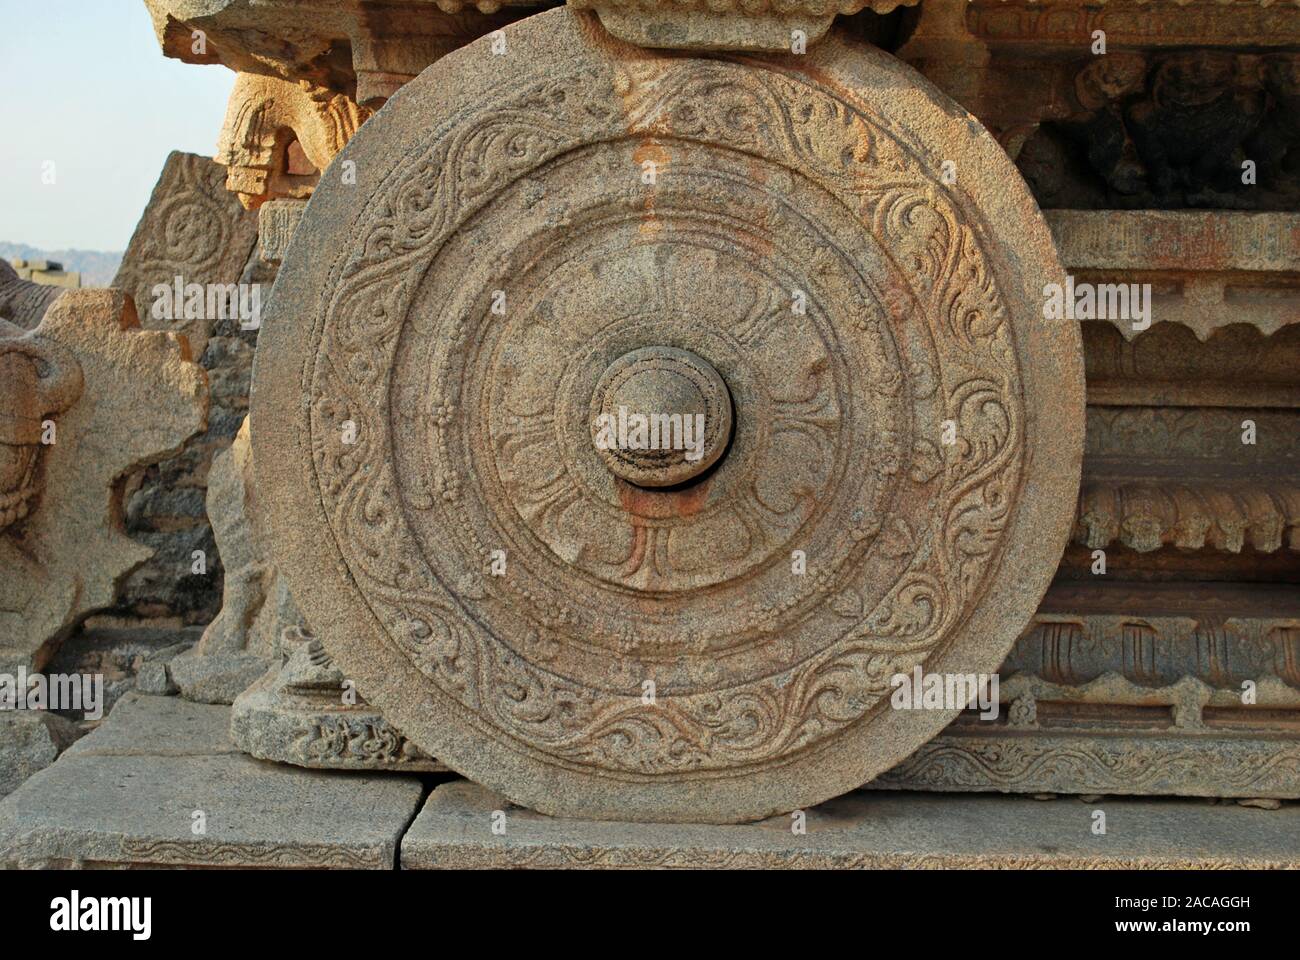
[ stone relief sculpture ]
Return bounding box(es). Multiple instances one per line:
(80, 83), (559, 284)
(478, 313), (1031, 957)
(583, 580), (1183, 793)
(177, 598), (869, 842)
(231, 625), (442, 771)
(216, 73), (372, 210)
(0, 316), (82, 538)
(112, 151), (259, 356)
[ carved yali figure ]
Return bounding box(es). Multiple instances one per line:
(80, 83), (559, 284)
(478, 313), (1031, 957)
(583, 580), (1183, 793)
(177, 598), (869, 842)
(252, 8), (1084, 823)
(0, 321), (83, 533)
(0, 291), (207, 674)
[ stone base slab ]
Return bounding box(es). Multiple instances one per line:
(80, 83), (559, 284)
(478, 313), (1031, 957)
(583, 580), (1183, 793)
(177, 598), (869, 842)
(231, 665), (446, 773)
(401, 781), (1300, 869)
(0, 694), (424, 868)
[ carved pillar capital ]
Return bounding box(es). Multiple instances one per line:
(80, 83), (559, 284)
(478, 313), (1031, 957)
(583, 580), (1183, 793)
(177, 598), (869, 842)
(216, 73), (371, 209)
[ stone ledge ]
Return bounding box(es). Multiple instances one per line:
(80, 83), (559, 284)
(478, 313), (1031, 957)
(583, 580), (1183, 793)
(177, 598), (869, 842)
(64, 691), (237, 758)
(401, 781), (1300, 869)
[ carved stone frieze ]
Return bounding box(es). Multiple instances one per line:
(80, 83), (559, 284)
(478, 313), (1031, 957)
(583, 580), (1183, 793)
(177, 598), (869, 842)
(877, 732), (1300, 798)
(898, 2), (1300, 209)
(1076, 406), (1300, 554)
(876, 603), (1300, 798)
(1048, 210), (1300, 342)
(569, 0), (915, 51)
(1076, 478), (1300, 554)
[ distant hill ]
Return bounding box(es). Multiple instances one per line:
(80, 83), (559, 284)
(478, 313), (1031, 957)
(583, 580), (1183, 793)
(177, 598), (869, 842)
(0, 242), (123, 287)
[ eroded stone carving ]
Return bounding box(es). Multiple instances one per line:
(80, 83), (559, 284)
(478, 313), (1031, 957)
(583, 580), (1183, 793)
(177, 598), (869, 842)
(1077, 407), (1300, 554)
(169, 417), (292, 702)
(568, 0), (915, 51)
(0, 259), (63, 330)
(230, 626), (443, 771)
(252, 9), (1083, 823)
(0, 322), (82, 536)
(898, 2), (1300, 210)
(0, 290), (207, 673)
(217, 72), (372, 209)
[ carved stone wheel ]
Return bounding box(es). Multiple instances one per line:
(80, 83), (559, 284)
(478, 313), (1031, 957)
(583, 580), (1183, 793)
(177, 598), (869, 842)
(253, 8), (1084, 823)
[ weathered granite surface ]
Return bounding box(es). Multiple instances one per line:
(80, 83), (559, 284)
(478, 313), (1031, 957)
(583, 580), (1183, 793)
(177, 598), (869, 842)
(63, 691), (236, 759)
(252, 7), (1084, 824)
(0, 694), (425, 868)
(0, 713), (83, 800)
(401, 780), (1300, 869)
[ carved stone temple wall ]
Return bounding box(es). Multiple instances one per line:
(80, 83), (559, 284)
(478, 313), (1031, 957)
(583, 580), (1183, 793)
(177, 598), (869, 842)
(0, 0), (1296, 867)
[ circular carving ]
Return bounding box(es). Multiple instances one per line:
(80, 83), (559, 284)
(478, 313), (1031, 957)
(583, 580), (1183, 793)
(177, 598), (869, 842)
(253, 8), (1084, 823)
(590, 346), (733, 488)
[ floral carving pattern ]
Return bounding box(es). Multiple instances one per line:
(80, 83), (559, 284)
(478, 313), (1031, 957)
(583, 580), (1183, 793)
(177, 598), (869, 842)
(292, 55), (1030, 784)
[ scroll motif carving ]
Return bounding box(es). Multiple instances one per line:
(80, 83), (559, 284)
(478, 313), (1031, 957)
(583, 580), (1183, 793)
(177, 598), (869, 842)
(310, 63), (1025, 773)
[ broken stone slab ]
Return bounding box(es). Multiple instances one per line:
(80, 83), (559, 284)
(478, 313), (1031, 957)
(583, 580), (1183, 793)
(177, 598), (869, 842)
(230, 628), (445, 772)
(168, 649), (272, 705)
(0, 695), (424, 868)
(0, 712), (83, 799)
(401, 780), (1300, 869)
(63, 692), (236, 759)
(111, 151), (259, 357)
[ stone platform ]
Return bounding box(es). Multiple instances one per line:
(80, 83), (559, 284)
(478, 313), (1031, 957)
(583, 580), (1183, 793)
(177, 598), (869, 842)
(2, 694), (1296, 869)
(0, 694), (424, 868)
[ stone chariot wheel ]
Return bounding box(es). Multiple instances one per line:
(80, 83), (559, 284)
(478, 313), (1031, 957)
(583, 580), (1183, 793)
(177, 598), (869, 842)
(253, 8), (1084, 823)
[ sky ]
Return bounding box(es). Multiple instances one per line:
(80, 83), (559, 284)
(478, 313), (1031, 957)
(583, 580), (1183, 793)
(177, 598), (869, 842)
(0, 0), (237, 251)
